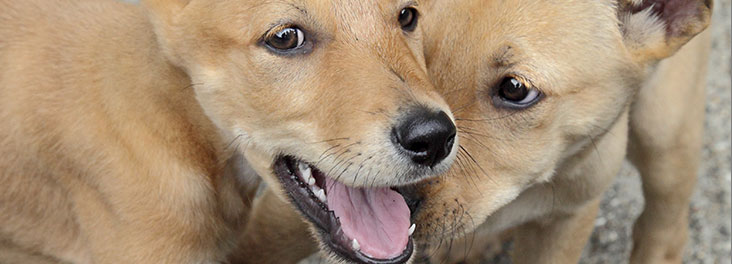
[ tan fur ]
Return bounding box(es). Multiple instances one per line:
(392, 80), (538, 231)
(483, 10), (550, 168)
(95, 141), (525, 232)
(0, 0), (450, 262)
(627, 28), (711, 264)
(231, 187), (318, 264)
(241, 0), (713, 263)
(416, 0), (713, 263)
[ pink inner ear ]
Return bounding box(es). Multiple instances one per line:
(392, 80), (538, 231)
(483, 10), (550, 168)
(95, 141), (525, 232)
(630, 0), (705, 36)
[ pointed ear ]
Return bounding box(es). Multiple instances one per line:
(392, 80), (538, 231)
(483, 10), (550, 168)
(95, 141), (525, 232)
(141, 0), (194, 66)
(141, 0), (192, 24)
(618, 0), (713, 63)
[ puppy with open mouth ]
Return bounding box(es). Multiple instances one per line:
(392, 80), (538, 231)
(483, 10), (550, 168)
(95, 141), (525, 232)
(0, 0), (456, 263)
(227, 0), (460, 262)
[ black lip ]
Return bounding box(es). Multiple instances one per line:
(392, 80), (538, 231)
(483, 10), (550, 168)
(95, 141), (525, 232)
(273, 156), (414, 264)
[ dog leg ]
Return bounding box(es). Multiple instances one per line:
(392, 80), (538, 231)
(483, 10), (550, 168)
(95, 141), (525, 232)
(627, 30), (710, 264)
(510, 199), (601, 264)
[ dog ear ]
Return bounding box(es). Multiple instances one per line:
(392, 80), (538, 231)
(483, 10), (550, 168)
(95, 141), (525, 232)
(141, 0), (193, 65)
(142, 0), (191, 24)
(618, 0), (713, 63)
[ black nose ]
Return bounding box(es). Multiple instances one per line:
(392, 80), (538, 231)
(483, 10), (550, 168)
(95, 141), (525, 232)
(392, 108), (456, 167)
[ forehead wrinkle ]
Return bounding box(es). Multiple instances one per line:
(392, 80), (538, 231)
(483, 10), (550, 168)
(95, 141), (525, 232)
(490, 44), (516, 68)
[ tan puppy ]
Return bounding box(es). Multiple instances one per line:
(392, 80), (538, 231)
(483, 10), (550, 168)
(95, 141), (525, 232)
(240, 0), (713, 263)
(0, 0), (456, 263)
(414, 0), (713, 263)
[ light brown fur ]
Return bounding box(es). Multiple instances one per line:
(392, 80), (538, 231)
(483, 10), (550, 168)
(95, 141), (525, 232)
(241, 0), (713, 263)
(0, 0), (450, 262)
(417, 0), (713, 263)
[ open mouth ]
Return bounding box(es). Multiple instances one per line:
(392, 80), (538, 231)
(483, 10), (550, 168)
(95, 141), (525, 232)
(274, 156), (416, 264)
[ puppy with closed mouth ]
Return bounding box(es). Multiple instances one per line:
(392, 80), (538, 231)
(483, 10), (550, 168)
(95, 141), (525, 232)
(0, 0), (456, 263)
(239, 0), (714, 263)
(413, 0), (713, 263)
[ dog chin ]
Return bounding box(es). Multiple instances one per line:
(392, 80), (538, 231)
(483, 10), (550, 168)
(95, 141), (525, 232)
(316, 237), (418, 264)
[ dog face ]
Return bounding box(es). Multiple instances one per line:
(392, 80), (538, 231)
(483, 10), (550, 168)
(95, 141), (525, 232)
(142, 0), (457, 262)
(410, 0), (711, 242)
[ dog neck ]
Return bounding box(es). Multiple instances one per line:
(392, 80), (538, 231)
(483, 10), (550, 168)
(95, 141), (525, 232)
(59, 2), (256, 219)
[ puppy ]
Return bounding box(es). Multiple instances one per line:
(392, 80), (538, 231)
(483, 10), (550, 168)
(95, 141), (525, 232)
(239, 0), (713, 263)
(0, 0), (456, 263)
(414, 0), (712, 263)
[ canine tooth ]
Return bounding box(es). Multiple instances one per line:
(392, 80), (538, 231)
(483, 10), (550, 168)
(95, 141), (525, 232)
(408, 223), (415, 236)
(315, 189), (327, 203)
(351, 239), (360, 251)
(297, 162), (314, 184)
(301, 167), (313, 181)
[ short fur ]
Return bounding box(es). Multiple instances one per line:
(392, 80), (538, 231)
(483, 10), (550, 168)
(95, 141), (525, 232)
(0, 0), (451, 262)
(416, 0), (712, 263)
(240, 0), (713, 263)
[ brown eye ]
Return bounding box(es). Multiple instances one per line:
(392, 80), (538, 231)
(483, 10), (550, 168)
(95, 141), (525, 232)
(496, 77), (541, 108)
(265, 27), (305, 51)
(398, 7), (418, 32)
(499, 77), (528, 101)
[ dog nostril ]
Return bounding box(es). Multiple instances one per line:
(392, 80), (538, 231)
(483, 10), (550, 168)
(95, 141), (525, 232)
(445, 134), (455, 154)
(393, 108), (457, 167)
(404, 141), (429, 154)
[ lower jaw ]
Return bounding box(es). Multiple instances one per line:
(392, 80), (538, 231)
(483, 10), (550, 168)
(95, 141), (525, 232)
(273, 156), (415, 264)
(322, 231), (414, 264)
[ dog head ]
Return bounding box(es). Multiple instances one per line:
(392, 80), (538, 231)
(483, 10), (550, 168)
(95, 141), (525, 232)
(142, 0), (457, 262)
(408, 0), (712, 244)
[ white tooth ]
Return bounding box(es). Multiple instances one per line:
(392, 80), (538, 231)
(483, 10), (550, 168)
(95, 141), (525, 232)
(298, 162), (309, 172)
(302, 167), (313, 182)
(307, 176), (316, 186)
(298, 163), (313, 181)
(315, 189), (327, 203)
(408, 223), (415, 236)
(351, 239), (360, 251)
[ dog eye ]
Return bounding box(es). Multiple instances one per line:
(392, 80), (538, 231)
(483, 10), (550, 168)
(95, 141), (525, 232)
(494, 77), (542, 108)
(398, 7), (419, 32)
(265, 27), (305, 51)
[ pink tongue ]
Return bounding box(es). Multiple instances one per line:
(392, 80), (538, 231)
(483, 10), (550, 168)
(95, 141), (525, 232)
(325, 178), (410, 259)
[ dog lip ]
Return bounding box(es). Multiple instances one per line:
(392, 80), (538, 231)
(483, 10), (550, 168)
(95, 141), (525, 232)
(319, 217), (414, 264)
(274, 156), (332, 229)
(318, 223), (413, 264)
(273, 156), (414, 264)
(356, 239), (413, 264)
